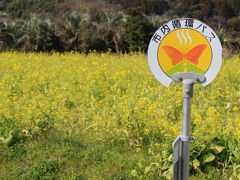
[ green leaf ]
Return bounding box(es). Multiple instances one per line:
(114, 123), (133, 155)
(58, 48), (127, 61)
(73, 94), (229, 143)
(130, 169), (138, 177)
(213, 146), (225, 154)
(229, 175), (238, 180)
(150, 162), (159, 167)
(192, 159), (202, 173)
(204, 153), (216, 163)
(144, 166), (151, 174)
(193, 159), (200, 168)
(2, 131), (13, 146)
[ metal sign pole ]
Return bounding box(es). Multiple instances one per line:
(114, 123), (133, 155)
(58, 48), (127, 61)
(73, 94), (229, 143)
(181, 79), (193, 180)
(171, 73), (206, 180)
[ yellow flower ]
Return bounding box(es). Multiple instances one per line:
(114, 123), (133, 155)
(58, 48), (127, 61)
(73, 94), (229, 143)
(136, 148), (141, 153)
(233, 107), (238, 111)
(0, 52), (239, 146)
(22, 129), (31, 137)
(144, 129), (150, 134)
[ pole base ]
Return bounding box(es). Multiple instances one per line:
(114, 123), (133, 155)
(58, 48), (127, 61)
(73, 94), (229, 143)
(172, 135), (195, 180)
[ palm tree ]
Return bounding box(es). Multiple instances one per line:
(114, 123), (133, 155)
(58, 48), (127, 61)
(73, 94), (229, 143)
(94, 10), (126, 53)
(57, 12), (95, 52)
(14, 14), (62, 52)
(0, 20), (16, 51)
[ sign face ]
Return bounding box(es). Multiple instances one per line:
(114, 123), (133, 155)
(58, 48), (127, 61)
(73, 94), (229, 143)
(148, 18), (222, 87)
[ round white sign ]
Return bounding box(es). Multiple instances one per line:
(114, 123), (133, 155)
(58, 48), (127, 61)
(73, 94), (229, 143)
(148, 18), (222, 87)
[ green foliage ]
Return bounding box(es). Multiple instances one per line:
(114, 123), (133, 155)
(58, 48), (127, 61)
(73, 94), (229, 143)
(7, 0), (65, 19)
(125, 8), (154, 52)
(174, 0), (236, 19)
(11, 161), (60, 180)
(58, 12), (95, 52)
(0, 0), (239, 53)
(92, 10), (126, 53)
(32, 113), (55, 133)
(27, 161), (59, 179)
(102, 0), (120, 4)
(227, 16), (240, 31)
(1, 144), (26, 162)
(213, 0), (236, 18)
(231, 164), (240, 180)
(224, 15), (240, 53)
(14, 15), (62, 52)
(0, 114), (16, 138)
(0, 20), (15, 51)
(119, 0), (169, 15)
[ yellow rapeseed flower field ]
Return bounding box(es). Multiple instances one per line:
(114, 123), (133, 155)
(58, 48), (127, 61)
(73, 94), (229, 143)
(0, 52), (239, 138)
(0, 52), (239, 179)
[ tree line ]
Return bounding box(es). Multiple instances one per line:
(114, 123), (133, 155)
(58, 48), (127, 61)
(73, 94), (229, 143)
(0, 0), (239, 53)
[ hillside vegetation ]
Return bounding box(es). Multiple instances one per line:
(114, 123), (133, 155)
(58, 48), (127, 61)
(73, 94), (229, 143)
(0, 0), (239, 53)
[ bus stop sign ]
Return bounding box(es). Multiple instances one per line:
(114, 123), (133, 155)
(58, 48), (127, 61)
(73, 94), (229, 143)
(148, 18), (222, 87)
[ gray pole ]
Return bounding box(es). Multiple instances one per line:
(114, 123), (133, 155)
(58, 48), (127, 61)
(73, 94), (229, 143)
(171, 73), (205, 180)
(181, 79), (193, 180)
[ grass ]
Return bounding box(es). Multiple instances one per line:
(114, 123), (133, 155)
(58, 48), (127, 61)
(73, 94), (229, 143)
(0, 129), (150, 179)
(0, 129), (236, 179)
